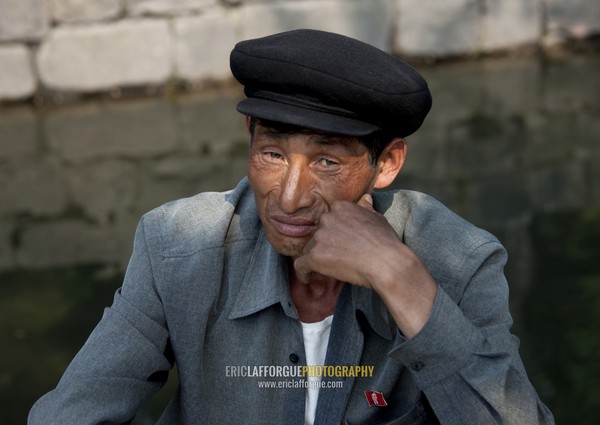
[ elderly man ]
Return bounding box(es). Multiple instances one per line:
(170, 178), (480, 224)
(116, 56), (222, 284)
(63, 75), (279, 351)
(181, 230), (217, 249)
(29, 29), (554, 425)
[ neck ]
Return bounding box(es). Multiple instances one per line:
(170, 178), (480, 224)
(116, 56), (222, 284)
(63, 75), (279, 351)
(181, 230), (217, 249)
(289, 265), (344, 323)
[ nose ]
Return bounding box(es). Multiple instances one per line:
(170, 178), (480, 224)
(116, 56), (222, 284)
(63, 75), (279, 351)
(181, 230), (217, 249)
(278, 162), (315, 213)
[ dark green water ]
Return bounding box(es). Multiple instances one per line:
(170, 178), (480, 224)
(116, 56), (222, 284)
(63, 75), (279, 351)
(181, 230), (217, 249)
(1, 53), (599, 424)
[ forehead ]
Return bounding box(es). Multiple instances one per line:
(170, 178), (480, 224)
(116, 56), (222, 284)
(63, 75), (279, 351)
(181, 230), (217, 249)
(253, 122), (367, 154)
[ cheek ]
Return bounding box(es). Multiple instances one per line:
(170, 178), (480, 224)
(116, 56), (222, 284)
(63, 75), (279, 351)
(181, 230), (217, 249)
(320, 167), (377, 202)
(247, 157), (272, 193)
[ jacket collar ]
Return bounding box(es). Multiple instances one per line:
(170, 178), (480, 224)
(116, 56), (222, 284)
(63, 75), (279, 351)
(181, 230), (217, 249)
(229, 229), (297, 320)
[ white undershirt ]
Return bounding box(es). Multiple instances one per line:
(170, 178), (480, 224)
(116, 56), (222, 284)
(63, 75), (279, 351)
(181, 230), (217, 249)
(301, 315), (334, 425)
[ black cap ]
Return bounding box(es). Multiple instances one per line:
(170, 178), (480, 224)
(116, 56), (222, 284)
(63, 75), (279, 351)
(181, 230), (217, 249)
(230, 29), (432, 137)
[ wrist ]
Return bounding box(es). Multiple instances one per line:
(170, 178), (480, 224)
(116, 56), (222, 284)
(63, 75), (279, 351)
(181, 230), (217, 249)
(369, 244), (438, 338)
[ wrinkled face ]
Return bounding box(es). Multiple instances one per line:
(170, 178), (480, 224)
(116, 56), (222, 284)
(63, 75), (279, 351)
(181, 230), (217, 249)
(247, 123), (380, 258)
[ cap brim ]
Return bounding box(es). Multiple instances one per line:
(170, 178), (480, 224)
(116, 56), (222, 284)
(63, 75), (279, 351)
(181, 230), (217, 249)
(237, 98), (380, 137)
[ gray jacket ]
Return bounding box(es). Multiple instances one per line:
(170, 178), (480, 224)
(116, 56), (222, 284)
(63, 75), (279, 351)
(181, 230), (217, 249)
(29, 178), (554, 425)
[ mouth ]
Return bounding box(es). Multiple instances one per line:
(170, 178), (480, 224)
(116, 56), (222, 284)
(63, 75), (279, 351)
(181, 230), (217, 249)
(269, 215), (317, 238)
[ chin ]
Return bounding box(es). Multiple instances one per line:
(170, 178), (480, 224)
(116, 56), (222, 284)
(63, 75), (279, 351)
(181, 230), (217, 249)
(266, 233), (307, 258)
(272, 242), (305, 258)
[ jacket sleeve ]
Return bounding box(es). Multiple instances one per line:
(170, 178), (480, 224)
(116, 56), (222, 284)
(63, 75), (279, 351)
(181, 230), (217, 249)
(389, 240), (555, 425)
(28, 216), (173, 425)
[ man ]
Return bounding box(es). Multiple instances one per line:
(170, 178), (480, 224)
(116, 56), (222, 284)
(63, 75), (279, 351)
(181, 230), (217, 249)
(29, 29), (555, 424)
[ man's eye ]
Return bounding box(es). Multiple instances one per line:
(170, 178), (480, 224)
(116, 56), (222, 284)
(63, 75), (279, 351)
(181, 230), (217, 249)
(264, 151), (283, 160)
(318, 158), (337, 167)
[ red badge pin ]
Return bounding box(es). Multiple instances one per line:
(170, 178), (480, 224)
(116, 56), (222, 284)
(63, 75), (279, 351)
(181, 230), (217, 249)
(365, 390), (388, 407)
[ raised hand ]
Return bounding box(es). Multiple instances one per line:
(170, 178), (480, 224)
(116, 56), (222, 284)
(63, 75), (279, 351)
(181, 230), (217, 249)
(294, 193), (438, 337)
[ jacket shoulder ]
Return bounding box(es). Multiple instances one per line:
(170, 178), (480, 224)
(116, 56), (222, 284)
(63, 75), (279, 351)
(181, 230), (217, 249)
(377, 189), (498, 244)
(376, 189), (506, 296)
(140, 178), (260, 257)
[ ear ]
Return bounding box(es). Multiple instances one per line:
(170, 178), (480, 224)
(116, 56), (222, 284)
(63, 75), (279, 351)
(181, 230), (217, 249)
(245, 116), (252, 144)
(373, 138), (407, 189)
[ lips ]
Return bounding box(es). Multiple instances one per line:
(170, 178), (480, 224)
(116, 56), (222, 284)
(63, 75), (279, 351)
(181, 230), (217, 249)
(269, 215), (317, 238)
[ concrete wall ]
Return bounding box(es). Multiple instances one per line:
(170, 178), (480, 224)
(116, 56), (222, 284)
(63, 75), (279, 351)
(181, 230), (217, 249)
(0, 0), (599, 101)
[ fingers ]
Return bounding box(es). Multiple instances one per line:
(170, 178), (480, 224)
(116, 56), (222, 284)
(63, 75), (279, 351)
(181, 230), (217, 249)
(294, 193), (377, 285)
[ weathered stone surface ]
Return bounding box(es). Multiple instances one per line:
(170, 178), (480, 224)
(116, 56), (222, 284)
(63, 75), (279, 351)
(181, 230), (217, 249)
(0, 157), (69, 217)
(546, 0), (600, 39)
(396, 0), (479, 56)
(230, 0), (276, 4)
(0, 0), (596, 100)
(175, 11), (240, 81)
(478, 58), (542, 115)
(541, 56), (600, 113)
(521, 108), (598, 213)
(240, 0), (395, 51)
(49, 0), (123, 23)
(0, 221), (15, 270)
(138, 155), (248, 213)
(15, 220), (120, 267)
(447, 112), (526, 179)
(127, 0), (217, 16)
(37, 19), (171, 92)
(399, 121), (447, 181)
(470, 174), (532, 225)
(590, 144), (600, 206)
(528, 163), (587, 211)
(177, 88), (247, 156)
(45, 99), (178, 161)
(481, 0), (541, 50)
(0, 106), (39, 156)
(581, 113), (600, 157)
(0, 0), (49, 41)
(420, 63), (485, 124)
(65, 160), (140, 223)
(0, 44), (36, 100)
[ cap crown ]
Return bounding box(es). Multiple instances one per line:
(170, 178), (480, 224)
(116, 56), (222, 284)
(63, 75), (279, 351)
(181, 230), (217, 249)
(231, 29), (432, 137)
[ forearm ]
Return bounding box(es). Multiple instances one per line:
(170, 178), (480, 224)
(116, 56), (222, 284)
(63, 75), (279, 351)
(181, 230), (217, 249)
(370, 240), (438, 338)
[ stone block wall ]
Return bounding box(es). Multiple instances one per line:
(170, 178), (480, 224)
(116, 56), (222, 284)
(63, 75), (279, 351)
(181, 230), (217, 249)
(0, 0), (598, 101)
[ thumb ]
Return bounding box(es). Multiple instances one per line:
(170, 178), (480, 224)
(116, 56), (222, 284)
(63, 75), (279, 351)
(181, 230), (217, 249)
(357, 193), (375, 210)
(293, 256), (312, 284)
